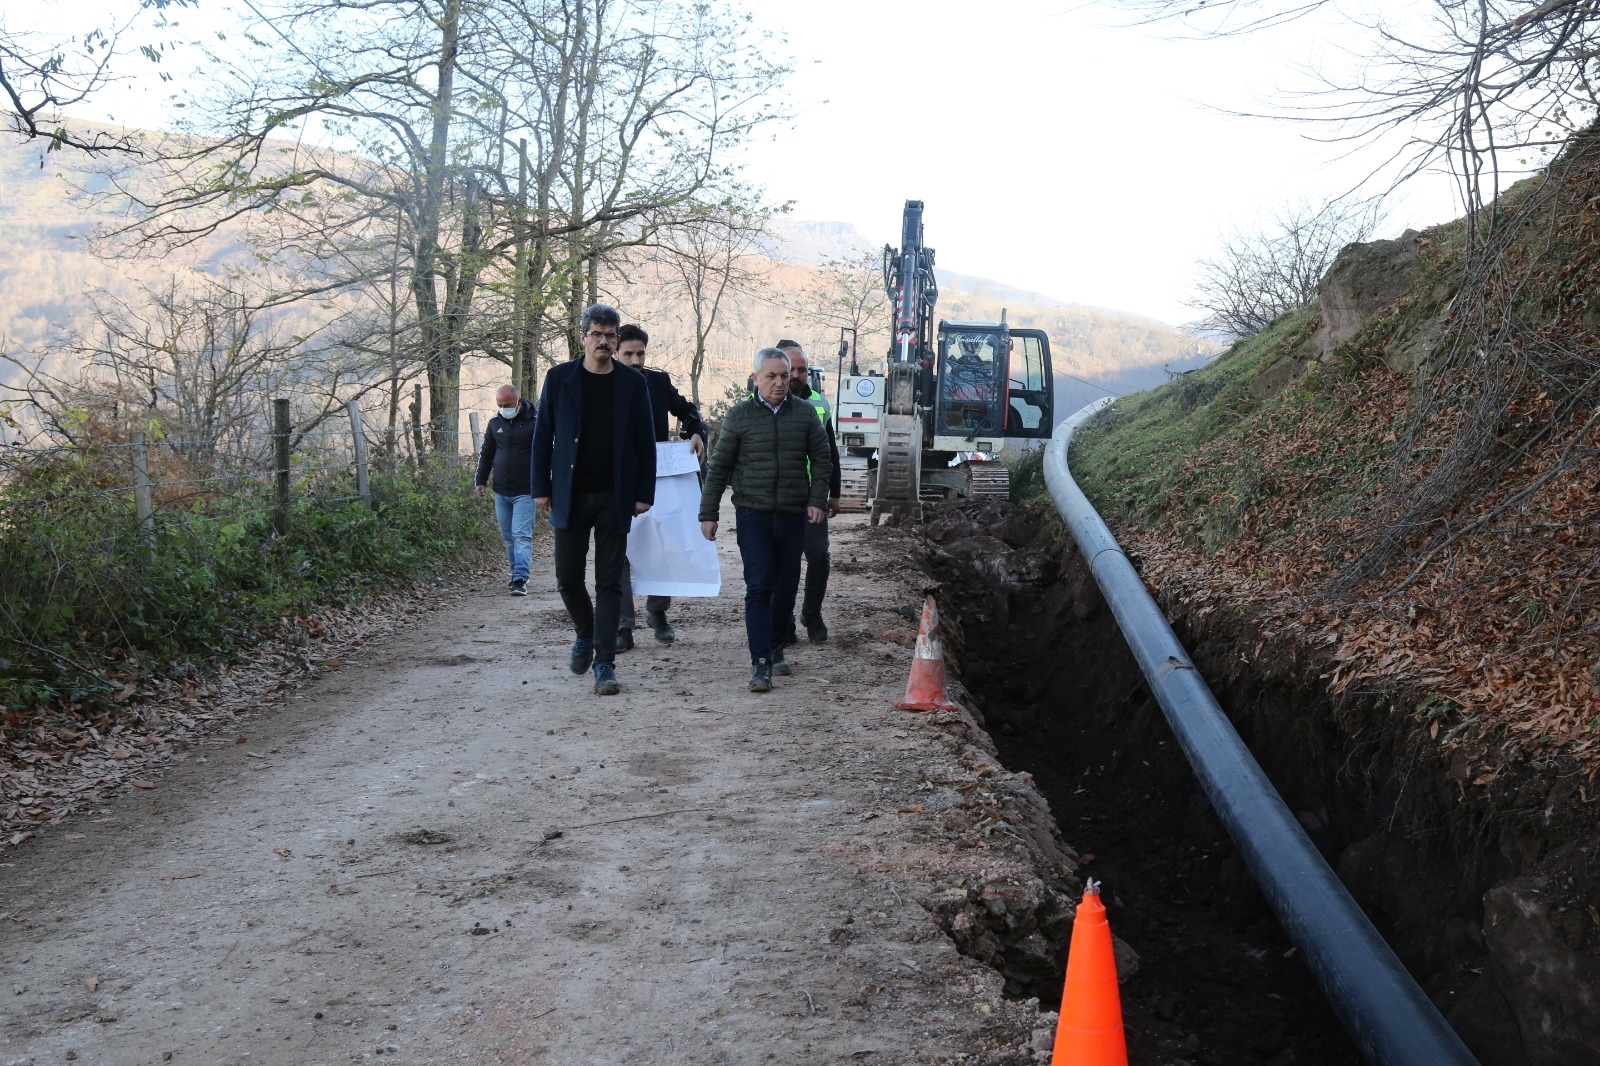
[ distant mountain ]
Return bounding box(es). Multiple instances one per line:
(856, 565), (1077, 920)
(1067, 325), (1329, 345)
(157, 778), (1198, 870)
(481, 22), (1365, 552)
(0, 130), (1217, 436)
(769, 219), (879, 265)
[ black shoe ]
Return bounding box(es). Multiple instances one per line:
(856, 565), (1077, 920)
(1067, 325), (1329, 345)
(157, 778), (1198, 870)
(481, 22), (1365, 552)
(569, 638), (593, 675)
(802, 615), (828, 642)
(771, 648), (792, 677)
(593, 662), (620, 695)
(505, 578), (516, 590)
(616, 628), (634, 652)
(749, 659), (773, 693)
(510, 579), (527, 596)
(778, 622), (798, 647)
(646, 610), (676, 644)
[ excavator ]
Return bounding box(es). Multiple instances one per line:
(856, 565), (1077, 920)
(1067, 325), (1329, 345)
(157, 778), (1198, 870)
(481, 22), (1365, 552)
(832, 200), (1056, 523)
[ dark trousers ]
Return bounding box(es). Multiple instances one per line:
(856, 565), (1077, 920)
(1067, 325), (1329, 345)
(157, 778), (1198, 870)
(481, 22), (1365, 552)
(735, 507), (806, 664)
(619, 561), (671, 630)
(799, 515), (830, 623)
(553, 492), (628, 666)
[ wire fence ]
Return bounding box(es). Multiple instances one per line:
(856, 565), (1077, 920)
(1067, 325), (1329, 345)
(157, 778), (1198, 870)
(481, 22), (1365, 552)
(0, 398), (483, 528)
(0, 396), (495, 708)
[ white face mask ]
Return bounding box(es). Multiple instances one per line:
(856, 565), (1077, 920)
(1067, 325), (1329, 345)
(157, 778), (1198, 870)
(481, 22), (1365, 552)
(498, 405), (519, 419)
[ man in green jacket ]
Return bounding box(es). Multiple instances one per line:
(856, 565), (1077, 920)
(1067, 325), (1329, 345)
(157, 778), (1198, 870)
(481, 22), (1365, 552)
(700, 348), (833, 692)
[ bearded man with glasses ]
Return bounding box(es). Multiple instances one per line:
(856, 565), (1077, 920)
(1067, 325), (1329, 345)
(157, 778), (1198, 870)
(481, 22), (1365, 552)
(531, 303), (657, 695)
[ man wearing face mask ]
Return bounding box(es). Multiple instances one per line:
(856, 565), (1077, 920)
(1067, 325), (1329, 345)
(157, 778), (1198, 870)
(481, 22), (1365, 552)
(475, 383), (538, 596)
(774, 340), (842, 644)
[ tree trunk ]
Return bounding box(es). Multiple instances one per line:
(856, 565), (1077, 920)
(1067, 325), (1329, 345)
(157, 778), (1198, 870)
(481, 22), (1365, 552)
(415, 0), (460, 455)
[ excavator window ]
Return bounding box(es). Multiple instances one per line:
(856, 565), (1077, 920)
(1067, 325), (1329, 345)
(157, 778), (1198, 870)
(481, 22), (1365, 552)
(938, 331), (1002, 433)
(1003, 329), (1054, 438)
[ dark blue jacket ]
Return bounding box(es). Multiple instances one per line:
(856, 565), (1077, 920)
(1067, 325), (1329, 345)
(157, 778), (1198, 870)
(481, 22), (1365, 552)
(530, 359), (657, 531)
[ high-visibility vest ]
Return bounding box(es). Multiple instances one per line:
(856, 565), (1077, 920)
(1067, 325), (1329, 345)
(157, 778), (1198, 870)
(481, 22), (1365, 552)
(795, 390), (832, 483)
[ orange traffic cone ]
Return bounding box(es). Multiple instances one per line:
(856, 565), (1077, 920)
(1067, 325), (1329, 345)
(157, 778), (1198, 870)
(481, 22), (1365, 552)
(893, 595), (962, 712)
(1051, 880), (1128, 1066)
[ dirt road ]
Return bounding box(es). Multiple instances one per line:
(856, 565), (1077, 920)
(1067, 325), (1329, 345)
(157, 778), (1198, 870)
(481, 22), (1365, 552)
(0, 510), (1080, 1066)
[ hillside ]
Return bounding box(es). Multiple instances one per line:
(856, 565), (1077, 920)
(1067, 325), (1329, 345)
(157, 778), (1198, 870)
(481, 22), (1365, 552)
(1062, 127), (1600, 1063)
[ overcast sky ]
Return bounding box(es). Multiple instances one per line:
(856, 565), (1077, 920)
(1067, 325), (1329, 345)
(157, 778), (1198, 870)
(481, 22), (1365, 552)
(20, 0), (1467, 325)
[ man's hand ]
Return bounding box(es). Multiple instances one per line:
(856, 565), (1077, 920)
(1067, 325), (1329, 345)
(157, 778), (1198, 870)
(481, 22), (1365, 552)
(701, 520), (718, 541)
(827, 498), (841, 518)
(634, 501), (651, 516)
(689, 433), (706, 458)
(475, 484), (486, 498)
(806, 506), (825, 524)
(534, 497), (551, 510)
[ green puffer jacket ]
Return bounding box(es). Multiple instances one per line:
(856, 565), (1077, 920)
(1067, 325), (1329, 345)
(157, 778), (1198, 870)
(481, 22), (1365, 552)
(699, 396), (834, 520)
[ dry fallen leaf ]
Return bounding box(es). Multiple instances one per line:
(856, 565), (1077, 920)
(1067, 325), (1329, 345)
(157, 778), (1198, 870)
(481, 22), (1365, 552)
(110, 684), (136, 703)
(168, 872), (203, 880)
(273, 847), (292, 858)
(897, 804), (923, 814)
(235, 736), (248, 745)
(130, 780), (155, 790)
(111, 749), (133, 760)
(84, 977), (98, 991)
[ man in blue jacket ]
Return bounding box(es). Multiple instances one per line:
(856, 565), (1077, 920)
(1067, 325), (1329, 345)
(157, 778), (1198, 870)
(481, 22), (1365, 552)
(475, 383), (537, 596)
(531, 304), (657, 696)
(613, 323), (708, 647)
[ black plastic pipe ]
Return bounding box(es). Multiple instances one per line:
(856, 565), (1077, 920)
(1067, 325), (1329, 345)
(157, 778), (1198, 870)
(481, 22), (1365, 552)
(1044, 400), (1479, 1066)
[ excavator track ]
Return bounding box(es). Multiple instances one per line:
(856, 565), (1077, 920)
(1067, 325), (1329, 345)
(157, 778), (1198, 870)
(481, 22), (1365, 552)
(967, 460), (1011, 499)
(838, 456), (870, 513)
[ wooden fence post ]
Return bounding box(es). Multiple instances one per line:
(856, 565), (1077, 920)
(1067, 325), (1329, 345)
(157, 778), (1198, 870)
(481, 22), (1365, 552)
(409, 384), (425, 466)
(347, 399), (372, 509)
(131, 429), (155, 566)
(468, 412), (482, 467)
(272, 398), (291, 533)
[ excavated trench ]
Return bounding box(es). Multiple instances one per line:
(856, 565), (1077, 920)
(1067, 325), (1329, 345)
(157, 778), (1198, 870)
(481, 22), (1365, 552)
(917, 498), (1600, 1066)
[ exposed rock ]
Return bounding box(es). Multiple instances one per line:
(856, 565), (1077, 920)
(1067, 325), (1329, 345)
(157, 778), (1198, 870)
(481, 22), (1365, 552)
(1314, 230), (1423, 359)
(1382, 310), (1449, 374)
(1482, 875), (1600, 1066)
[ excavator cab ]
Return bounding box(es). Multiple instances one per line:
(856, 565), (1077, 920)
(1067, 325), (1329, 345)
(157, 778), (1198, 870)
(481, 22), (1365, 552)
(932, 321), (1054, 451)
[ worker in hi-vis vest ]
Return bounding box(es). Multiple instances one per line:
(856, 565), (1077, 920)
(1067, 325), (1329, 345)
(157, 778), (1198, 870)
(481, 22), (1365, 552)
(775, 340), (842, 645)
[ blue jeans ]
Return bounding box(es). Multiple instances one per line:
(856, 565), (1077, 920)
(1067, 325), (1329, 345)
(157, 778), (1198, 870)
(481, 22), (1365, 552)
(734, 507), (806, 664)
(493, 492), (535, 582)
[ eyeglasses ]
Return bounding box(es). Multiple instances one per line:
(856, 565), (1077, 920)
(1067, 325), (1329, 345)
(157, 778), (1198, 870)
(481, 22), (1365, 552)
(584, 330), (619, 341)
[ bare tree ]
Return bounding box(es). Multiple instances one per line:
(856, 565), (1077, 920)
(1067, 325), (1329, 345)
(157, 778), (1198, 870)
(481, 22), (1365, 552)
(0, 0), (192, 154)
(2, 277), (372, 476)
(96, 0), (786, 454)
(1103, 1), (1600, 236)
(487, 0), (789, 367)
(801, 250), (891, 369)
(1190, 198), (1382, 338)
(656, 200), (772, 405)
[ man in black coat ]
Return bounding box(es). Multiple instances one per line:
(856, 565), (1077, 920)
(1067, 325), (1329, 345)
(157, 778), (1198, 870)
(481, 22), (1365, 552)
(474, 383), (537, 595)
(530, 304), (657, 696)
(613, 323), (708, 646)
